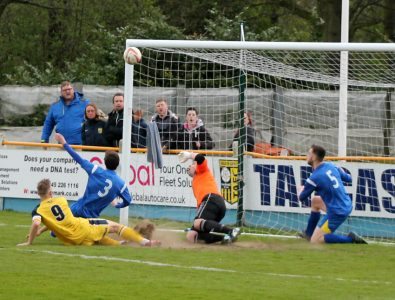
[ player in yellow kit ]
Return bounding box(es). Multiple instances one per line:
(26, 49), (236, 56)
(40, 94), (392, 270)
(17, 179), (160, 247)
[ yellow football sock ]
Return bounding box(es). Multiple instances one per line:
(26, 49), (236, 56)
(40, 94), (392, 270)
(99, 236), (121, 246)
(118, 226), (144, 244)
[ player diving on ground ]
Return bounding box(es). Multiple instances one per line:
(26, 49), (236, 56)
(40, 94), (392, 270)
(178, 151), (240, 244)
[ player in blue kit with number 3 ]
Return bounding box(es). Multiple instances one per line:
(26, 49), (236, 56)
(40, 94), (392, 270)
(298, 145), (367, 244)
(54, 133), (131, 218)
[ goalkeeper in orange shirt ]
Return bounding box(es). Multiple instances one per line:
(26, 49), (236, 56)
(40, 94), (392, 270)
(17, 178), (161, 247)
(178, 151), (240, 244)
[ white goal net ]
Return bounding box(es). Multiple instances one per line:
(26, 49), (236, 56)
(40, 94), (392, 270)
(124, 40), (395, 243)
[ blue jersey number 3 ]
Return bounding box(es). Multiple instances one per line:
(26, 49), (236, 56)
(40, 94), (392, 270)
(98, 179), (113, 197)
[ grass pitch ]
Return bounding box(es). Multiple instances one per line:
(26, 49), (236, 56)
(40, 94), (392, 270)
(1, 210), (394, 300)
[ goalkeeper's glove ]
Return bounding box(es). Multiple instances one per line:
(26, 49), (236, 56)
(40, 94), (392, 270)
(178, 151), (193, 163)
(115, 200), (130, 209)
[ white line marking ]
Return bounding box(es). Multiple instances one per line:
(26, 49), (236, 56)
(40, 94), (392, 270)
(0, 223), (33, 228)
(19, 249), (235, 273)
(17, 249), (393, 285)
(264, 272), (392, 285)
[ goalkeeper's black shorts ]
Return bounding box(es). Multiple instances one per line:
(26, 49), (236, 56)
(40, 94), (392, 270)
(191, 193), (228, 243)
(195, 193), (226, 222)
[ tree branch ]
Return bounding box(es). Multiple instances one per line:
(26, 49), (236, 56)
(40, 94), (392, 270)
(249, 0), (316, 22)
(0, 0), (60, 19)
(350, 0), (382, 28)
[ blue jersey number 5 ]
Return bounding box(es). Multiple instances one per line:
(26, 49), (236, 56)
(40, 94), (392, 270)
(326, 170), (339, 188)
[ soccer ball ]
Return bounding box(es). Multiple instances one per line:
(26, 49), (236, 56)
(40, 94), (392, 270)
(123, 47), (142, 65)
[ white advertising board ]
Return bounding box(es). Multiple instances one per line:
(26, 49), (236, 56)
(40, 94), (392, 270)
(1, 149), (394, 218)
(0, 149), (198, 206)
(244, 157), (395, 219)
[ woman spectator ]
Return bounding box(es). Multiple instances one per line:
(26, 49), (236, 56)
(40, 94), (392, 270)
(231, 111), (255, 152)
(82, 103), (109, 147)
(178, 107), (214, 150)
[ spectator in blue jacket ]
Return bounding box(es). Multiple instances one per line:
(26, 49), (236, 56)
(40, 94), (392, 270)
(41, 81), (89, 145)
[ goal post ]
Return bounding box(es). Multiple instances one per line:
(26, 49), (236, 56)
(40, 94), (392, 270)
(120, 60), (134, 225)
(236, 68), (247, 227)
(122, 39), (395, 242)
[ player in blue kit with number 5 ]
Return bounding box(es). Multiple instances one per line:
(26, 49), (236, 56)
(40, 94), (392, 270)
(298, 145), (367, 244)
(54, 133), (131, 218)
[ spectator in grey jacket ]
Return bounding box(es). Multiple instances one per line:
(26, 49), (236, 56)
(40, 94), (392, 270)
(151, 98), (181, 150)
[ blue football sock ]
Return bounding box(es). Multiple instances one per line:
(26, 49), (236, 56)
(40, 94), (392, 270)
(324, 233), (353, 243)
(306, 211), (321, 237)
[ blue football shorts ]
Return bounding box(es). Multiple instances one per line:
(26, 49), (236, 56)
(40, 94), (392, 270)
(317, 213), (348, 234)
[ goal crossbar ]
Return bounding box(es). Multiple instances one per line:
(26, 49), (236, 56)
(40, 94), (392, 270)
(126, 39), (395, 52)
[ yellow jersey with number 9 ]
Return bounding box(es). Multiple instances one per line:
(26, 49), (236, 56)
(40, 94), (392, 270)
(32, 197), (92, 245)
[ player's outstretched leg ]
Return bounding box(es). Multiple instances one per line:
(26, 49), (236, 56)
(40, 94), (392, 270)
(193, 219), (241, 244)
(107, 220), (161, 247)
(195, 219), (231, 236)
(98, 236), (121, 246)
(321, 232), (368, 244)
(311, 214), (367, 244)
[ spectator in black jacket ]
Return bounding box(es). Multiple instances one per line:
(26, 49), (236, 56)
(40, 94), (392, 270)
(178, 107), (214, 150)
(230, 111), (256, 152)
(105, 92), (147, 148)
(82, 103), (109, 147)
(151, 98), (181, 150)
(105, 92), (124, 147)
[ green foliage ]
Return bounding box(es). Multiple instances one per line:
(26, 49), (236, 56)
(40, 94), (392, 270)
(204, 7), (314, 42)
(2, 19), (182, 85)
(0, 0), (393, 86)
(2, 104), (49, 126)
(0, 0), (182, 85)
